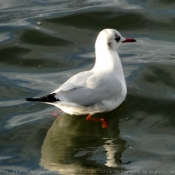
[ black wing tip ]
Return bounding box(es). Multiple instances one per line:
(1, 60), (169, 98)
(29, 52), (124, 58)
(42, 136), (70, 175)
(25, 97), (39, 101)
(25, 98), (31, 101)
(25, 93), (59, 103)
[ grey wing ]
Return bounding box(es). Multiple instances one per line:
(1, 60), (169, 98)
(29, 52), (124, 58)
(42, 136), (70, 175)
(53, 71), (94, 92)
(55, 73), (123, 107)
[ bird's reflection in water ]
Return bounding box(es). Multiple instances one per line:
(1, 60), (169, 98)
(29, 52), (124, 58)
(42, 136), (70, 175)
(104, 139), (119, 168)
(40, 103), (126, 174)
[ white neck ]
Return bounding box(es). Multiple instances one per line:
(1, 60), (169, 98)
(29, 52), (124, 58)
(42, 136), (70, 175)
(92, 44), (125, 80)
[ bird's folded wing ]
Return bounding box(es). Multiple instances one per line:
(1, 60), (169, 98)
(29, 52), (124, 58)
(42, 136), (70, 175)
(53, 71), (123, 107)
(53, 71), (94, 92)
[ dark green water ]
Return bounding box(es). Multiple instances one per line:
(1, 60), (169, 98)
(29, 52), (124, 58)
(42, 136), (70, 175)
(1, 0), (175, 174)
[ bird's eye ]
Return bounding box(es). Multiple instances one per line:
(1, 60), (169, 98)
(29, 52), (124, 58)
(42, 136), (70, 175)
(115, 35), (120, 43)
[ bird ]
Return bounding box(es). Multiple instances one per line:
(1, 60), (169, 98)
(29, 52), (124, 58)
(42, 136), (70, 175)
(26, 29), (136, 128)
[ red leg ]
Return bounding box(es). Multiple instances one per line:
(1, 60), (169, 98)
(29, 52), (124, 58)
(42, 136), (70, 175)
(100, 118), (108, 129)
(86, 114), (92, 121)
(51, 110), (63, 119)
(86, 114), (108, 129)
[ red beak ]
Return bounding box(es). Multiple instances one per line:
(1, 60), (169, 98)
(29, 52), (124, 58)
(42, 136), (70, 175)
(122, 38), (136, 43)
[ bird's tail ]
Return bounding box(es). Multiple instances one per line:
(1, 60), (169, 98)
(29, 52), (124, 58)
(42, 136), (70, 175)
(25, 93), (59, 103)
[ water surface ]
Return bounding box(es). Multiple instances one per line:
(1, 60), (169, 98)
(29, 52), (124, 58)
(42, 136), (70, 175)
(0, 0), (175, 174)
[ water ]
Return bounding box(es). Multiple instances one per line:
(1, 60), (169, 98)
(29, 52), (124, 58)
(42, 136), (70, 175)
(1, 0), (175, 174)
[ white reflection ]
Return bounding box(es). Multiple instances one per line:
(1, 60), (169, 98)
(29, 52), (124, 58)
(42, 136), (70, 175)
(104, 139), (118, 167)
(0, 156), (13, 160)
(0, 33), (10, 43)
(5, 107), (51, 129)
(0, 99), (23, 107)
(40, 109), (125, 174)
(87, 0), (142, 9)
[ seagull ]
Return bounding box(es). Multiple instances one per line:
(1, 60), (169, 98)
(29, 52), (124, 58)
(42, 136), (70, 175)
(26, 29), (136, 127)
